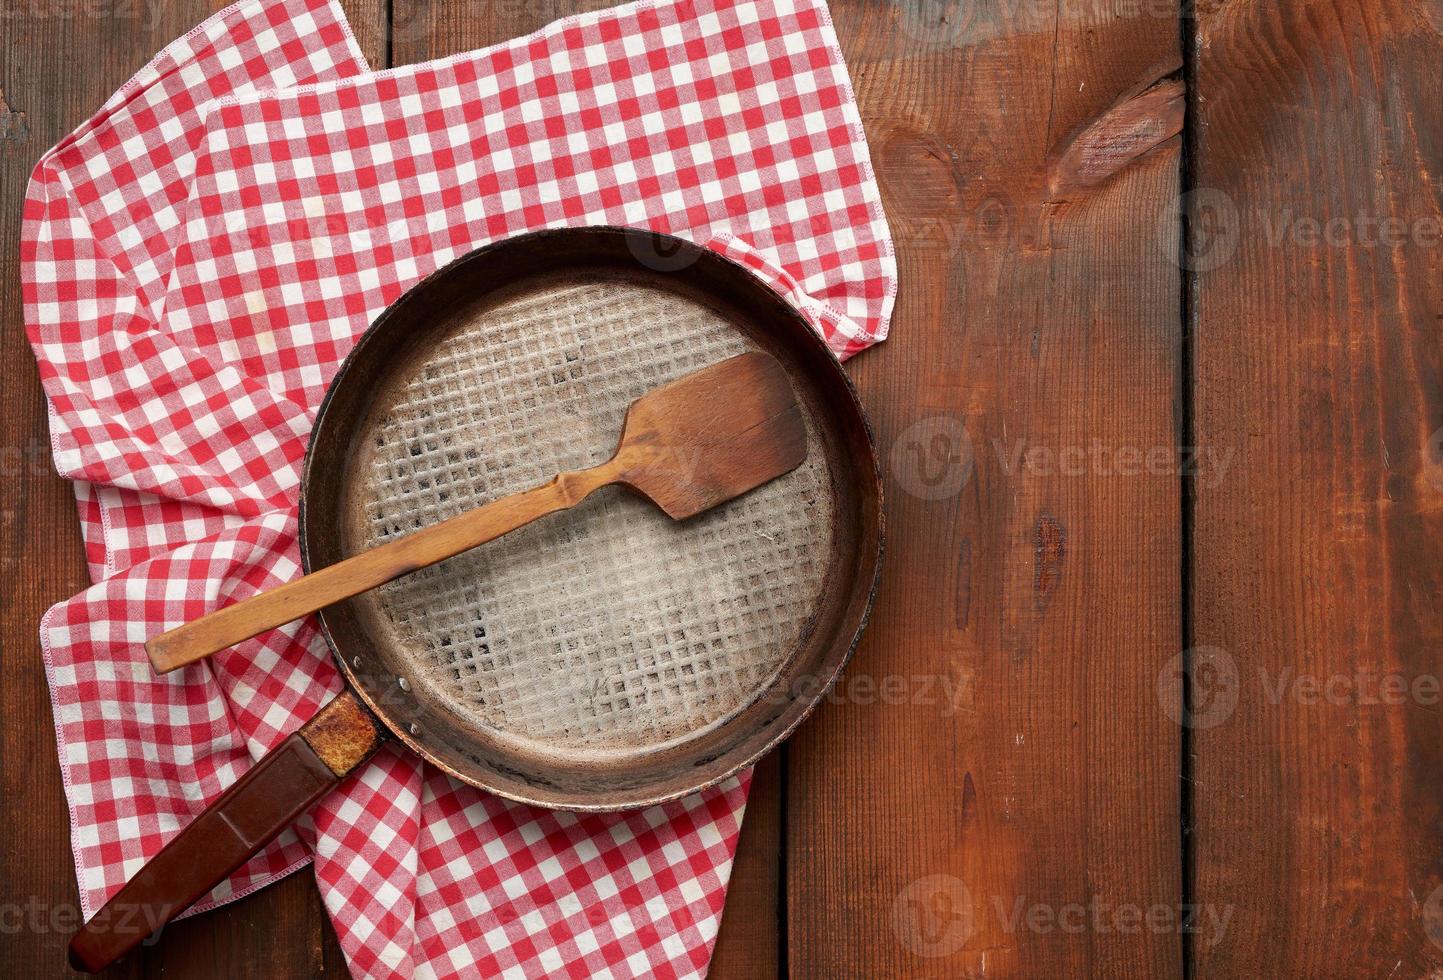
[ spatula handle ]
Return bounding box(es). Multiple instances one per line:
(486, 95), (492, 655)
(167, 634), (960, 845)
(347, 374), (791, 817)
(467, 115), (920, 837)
(147, 465), (616, 674)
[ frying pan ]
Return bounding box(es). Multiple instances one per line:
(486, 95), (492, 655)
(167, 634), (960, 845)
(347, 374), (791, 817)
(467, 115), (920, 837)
(70, 227), (883, 971)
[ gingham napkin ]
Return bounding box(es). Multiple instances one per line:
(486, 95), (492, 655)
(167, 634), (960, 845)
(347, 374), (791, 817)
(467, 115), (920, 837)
(22, 0), (895, 976)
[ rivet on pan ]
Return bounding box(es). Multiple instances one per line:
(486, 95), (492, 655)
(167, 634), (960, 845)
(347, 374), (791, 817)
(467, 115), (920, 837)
(352, 656), (362, 668)
(397, 676), (412, 692)
(408, 723), (420, 735)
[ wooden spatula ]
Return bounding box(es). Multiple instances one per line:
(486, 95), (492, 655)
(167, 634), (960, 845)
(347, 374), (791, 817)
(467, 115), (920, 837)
(147, 352), (807, 674)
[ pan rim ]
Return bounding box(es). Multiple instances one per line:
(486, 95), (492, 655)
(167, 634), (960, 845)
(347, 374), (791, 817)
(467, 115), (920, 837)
(299, 226), (883, 811)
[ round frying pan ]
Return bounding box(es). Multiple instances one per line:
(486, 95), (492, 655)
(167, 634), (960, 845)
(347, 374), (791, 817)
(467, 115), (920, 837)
(70, 227), (883, 972)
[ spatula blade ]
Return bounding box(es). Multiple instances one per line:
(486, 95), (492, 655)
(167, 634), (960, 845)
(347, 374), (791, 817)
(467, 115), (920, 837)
(614, 352), (808, 519)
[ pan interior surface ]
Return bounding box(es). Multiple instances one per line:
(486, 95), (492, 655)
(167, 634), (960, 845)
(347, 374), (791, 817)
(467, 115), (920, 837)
(340, 272), (837, 773)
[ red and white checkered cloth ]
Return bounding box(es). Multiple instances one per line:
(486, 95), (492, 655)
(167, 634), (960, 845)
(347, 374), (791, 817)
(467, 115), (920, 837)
(22, 0), (894, 976)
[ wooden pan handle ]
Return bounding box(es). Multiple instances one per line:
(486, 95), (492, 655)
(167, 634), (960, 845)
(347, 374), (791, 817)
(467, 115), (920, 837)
(67, 692), (384, 973)
(147, 465), (619, 674)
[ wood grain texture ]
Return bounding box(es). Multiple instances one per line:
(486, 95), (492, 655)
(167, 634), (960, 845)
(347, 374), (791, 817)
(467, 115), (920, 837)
(780, 1), (1185, 976)
(0, 1), (382, 977)
(708, 752), (782, 979)
(17, 0), (1443, 976)
(1189, 1), (1443, 975)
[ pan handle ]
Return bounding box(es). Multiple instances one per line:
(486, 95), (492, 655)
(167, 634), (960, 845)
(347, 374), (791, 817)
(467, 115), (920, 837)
(68, 690), (385, 973)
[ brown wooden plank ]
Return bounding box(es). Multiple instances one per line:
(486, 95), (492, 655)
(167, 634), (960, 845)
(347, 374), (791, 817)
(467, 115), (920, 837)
(782, 2), (1185, 976)
(0, 174), (124, 980)
(1190, 1), (1443, 974)
(709, 753), (782, 980)
(0, 1), (382, 976)
(388, 0), (616, 68)
(0, 8), (189, 977)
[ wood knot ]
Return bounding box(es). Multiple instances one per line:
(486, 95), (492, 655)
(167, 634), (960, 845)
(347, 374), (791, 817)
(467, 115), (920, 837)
(0, 87), (29, 142)
(875, 125), (968, 246)
(1047, 62), (1184, 199)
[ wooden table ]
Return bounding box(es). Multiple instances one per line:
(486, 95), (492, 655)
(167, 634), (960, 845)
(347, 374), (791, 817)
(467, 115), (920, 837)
(4, 1), (1441, 976)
